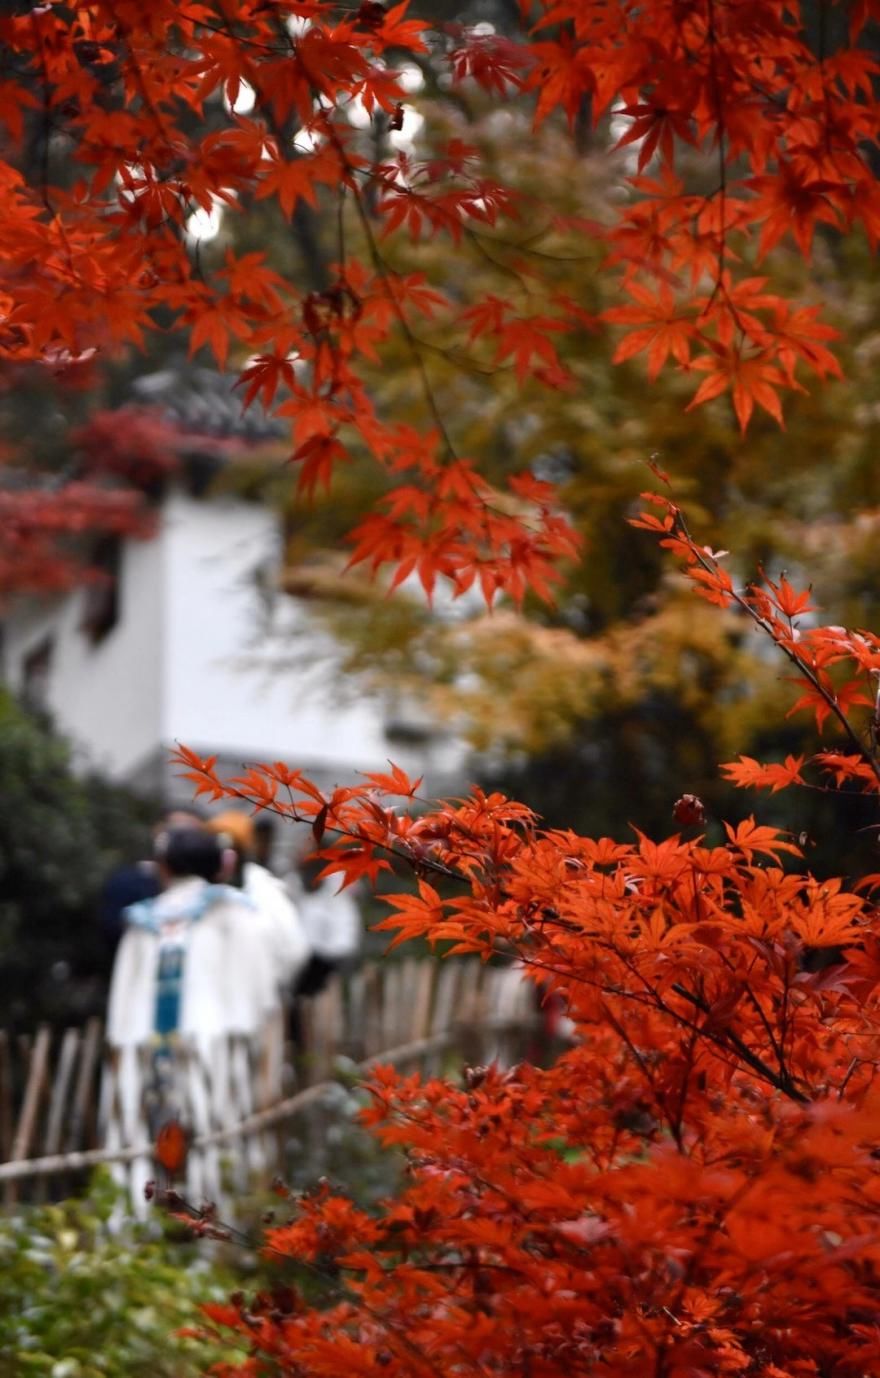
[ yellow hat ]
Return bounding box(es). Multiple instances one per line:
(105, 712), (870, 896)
(208, 810), (255, 850)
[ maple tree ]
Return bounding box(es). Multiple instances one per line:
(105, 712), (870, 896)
(3, 0), (878, 604)
(265, 116), (880, 861)
(168, 497), (880, 1373)
(0, 396), (230, 597)
(0, 478), (146, 599)
(173, 562), (880, 1375)
(7, 0), (880, 1374)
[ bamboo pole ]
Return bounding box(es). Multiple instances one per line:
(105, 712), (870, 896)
(0, 1031), (459, 1184)
(10, 1025), (51, 1162)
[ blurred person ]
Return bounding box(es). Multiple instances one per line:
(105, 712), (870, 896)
(98, 806), (206, 961)
(284, 840), (363, 998)
(103, 826), (279, 1209)
(208, 810), (310, 997)
(252, 813), (276, 870)
(107, 827), (277, 1050)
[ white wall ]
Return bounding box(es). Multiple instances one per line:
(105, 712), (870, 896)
(160, 492), (402, 778)
(1, 533), (164, 778)
(1, 490), (464, 792)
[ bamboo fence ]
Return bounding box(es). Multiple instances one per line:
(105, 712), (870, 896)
(0, 958), (538, 1204)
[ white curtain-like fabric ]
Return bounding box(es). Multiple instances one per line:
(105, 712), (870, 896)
(102, 876), (281, 1215)
(242, 861), (311, 993)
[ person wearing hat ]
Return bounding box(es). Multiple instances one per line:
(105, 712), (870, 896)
(207, 809), (311, 1000)
(103, 826), (279, 1210)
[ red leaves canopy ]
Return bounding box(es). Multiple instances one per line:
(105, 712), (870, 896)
(179, 732), (880, 1377)
(1, 0), (878, 600)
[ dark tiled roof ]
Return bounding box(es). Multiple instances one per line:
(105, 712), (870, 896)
(130, 365), (286, 443)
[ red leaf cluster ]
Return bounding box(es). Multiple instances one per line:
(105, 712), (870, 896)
(179, 724), (880, 1376)
(1, 0), (876, 600)
(631, 493), (880, 797)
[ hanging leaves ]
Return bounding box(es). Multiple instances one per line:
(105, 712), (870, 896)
(1, 0), (877, 602)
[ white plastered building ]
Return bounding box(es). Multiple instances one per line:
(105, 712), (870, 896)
(0, 482), (460, 805)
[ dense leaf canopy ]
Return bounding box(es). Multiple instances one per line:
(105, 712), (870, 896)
(2, 0), (880, 598)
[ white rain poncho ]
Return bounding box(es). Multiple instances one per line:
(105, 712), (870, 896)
(103, 876), (279, 1211)
(241, 860), (311, 991)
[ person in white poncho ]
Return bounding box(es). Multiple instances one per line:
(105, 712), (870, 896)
(207, 810), (311, 999)
(284, 851), (363, 997)
(103, 827), (279, 1210)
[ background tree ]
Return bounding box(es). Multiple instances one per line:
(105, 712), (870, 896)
(0, 689), (153, 1030)
(252, 109), (880, 868)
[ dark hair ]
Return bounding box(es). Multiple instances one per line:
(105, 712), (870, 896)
(155, 827), (222, 882)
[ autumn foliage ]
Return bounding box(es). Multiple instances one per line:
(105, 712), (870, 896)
(3, 0), (880, 599)
(7, 0), (880, 1373)
(176, 555), (880, 1376)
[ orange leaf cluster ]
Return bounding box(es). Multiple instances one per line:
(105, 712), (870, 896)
(631, 493), (880, 798)
(178, 728), (880, 1376)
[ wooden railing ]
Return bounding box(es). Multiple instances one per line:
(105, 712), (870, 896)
(0, 958), (538, 1203)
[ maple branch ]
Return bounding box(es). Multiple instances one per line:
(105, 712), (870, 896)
(28, 11), (79, 291)
(337, 181), (347, 274)
(412, 330), (511, 377)
(156, 1190), (451, 1378)
(179, 739), (823, 1109)
(837, 1057), (862, 1100)
(214, 0), (465, 464)
(667, 1025), (699, 1149)
(189, 767), (475, 890)
(463, 225), (538, 296)
(535, 925), (814, 1106)
(192, 17), (287, 55)
(266, 32), (512, 477)
(343, 169), (461, 463)
(598, 995), (688, 1149)
(629, 962), (811, 1103)
(669, 981), (810, 1103)
(817, 0), (835, 161)
(114, 12), (176, 151)
(504, 923), (813, 1106)
(317, 132), (563, 573)
(673, 506), (880, 790)
(703, 0), (728, 309)
(714, 944), (792, 1088)
(254, 19), (443, 403)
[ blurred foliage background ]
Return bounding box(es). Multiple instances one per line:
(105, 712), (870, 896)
(238, 105), (880, 879)
(0, 691), (153, 1031)
(0, 1175), (238, 1377)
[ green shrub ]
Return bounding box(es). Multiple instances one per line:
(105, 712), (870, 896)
(0, 1176), (236, 1377)
(0, 690), (154, 1029)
